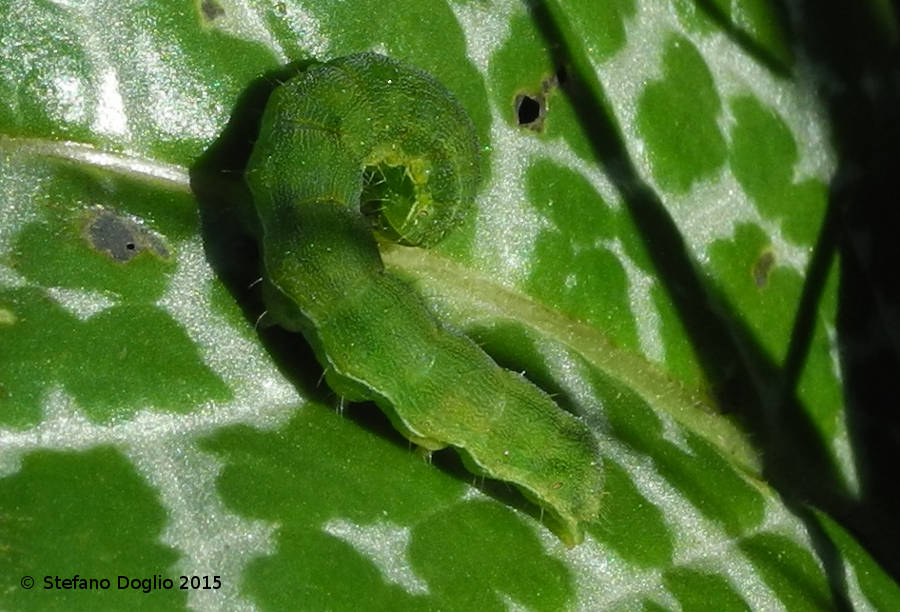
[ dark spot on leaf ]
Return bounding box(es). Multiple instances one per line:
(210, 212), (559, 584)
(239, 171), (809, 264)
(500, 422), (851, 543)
(753, 250), (775, 287)
(515, 71), (562, 131)
(201, 0), (225, 21)
(516, 94), (542, 126)
(84, 209), (171, 263)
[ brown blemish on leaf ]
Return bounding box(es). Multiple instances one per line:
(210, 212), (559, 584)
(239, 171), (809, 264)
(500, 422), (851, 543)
(200, 0), (225, 21)
(753, 250), (775, 287)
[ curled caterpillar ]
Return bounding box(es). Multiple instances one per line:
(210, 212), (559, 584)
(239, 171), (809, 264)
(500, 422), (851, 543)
(246, 52), (602, 545)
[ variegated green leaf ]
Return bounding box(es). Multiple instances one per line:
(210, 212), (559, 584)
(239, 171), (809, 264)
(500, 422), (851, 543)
(2, 0), (898, 610)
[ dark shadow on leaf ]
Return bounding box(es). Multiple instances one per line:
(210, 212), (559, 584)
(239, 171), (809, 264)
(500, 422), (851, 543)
(788, 0), (900, 585)
(190, 59), (329, 402)
(691, 0), (793, 78)
(525, 0), (838, 491)
(526, 0), (899, 602)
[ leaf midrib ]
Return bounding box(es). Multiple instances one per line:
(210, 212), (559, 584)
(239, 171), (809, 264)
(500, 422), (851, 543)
(382, 241), (761, 475)
(6, 136), (761, 475)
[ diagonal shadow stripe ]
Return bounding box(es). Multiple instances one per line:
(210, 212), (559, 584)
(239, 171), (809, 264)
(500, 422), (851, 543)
(524, 0), (864, 606)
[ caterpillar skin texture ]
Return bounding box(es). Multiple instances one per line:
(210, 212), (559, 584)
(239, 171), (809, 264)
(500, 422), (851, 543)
(246, 52), (602, 545)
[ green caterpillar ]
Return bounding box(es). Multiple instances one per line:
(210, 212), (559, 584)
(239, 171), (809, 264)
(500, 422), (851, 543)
(246, 52), (602, 545)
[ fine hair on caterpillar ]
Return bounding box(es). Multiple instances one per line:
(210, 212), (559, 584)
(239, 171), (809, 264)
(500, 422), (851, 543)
(245, 52), (603, 546)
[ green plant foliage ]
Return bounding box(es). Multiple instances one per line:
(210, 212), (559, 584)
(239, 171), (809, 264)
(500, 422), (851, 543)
(1, 0), (898, 610)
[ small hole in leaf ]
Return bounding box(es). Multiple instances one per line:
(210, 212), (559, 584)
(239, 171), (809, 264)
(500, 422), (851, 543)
(516, 95), (542, 125)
